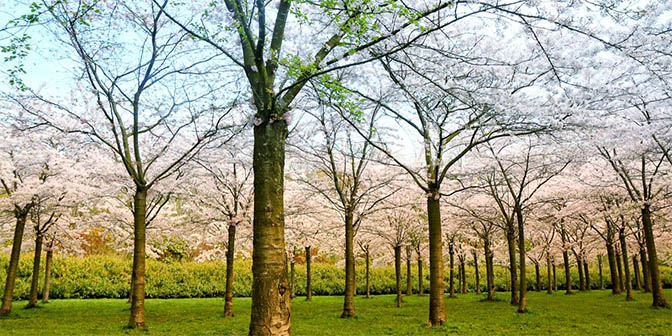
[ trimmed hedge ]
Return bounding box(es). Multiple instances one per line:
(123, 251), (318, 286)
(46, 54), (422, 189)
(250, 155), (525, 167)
(1, 254), (670, 299)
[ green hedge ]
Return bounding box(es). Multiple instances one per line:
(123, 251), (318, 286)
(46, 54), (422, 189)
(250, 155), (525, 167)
(1, 254), (670, 299)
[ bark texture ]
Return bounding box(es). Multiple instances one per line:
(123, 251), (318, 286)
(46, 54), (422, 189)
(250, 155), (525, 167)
(505, 229), (518, 305)
(426, 196), (445, 325)
(641, 205), (667, 307)
(563, 250), (572, 295)
(394, 245), (402, 308)
(128, 187), (148, 329)
(42, 248), (53, 303)
(1, 209), (31, 315)
(27, 234), (43, 308)
(473, 251), (480, 295)
(224, 224), (236, 317)
(619, 229), (633, 300)
(305, 246), (312, 301)
(405, 246), (412, 296)
(341, 214), (355, 317)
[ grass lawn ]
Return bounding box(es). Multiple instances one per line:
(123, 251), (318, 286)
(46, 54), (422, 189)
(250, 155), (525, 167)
(1, 290), (670, 335)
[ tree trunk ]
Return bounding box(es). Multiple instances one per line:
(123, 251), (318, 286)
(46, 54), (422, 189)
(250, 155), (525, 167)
(394, 245), (402, 308)
(505, 228), (518, 305)
(633, 256), (641, 291)
(546, 254), (553, 294)
(484, 243), (494, 300)
(426, 195), (445, 325)
(406, 246), (412, 296)
(598, 255), (604, 290)
(640, 247), (651, 293)
(583, 261), (590, 291)
(615, 249), (624, 293)
(417, 253), (423, 296)
(1, 209), (30, 315)
(341, 214), (355, 317)
(575, 252), (585, 291)
(563, 250), (572, 295)
(290, 257), (295, 299)
(552, 261), (557, 291)
(224, 224), (236, 317)
(641, 205), (667, 307)
(305, 246), (312, 301)
(460, 260), (466, 294)
(27, 234), (43, 308)
(515, 207), (527, 313)
(449, 244), (455, 298)
(366, 249), (371, 298)
(128, 186), (148, 329)
(473, 251), (480, 295)
(606, 240), (621, 295)
(619, 229), (633, 300)
(487, 250), (495, 300)
(534, 263), (540, 292)
(248, 121), (291, 336)
(42, 247), (53, 303)
(457, 261), (462, 295)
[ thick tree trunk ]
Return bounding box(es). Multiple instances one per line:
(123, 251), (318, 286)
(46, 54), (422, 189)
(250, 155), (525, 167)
(606, 241), (621, 295)
(534, 263), (540, 292)
(249, 122), (291, 336)
(640, 247), (651, 293)
(641, 205), (667, 307)
(515, 208), (527, 313)
(406, 246), (412, 296)
(417, 254), (423, 296)
(128, 187), (148, 329)
(305, 246), (312, 301)
(42, 248), (53, 303)
(27, 234), (44, 308)
(633, 256), (641, 291)
(546, 254), (553, 294)
(505, 228), (518, 305)
(598, 255), (604, 290)
(1, 210), (30, 315)
(583, 261), (590, 291)
(449, 244), (455, 298)
(366, 249), (371, 298)
(619, 229), (633, 300)
(575, 252), (585, 291)
(224, 225), (237, 317)
(615, 250), (624, 293)
(394, 245), (402, 308)
(341, 214), (355, 317)
(473, 251), (480, 295)
(427, 195), (445, 325)
(563, 250), (572, 294)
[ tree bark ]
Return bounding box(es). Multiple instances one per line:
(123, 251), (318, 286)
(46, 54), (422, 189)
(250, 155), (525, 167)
(546, 254), (553, 294)
(290, 257), (295, 299)
(563, 250), (572, 295)
(598, 255), (604, 290)
(534, 263), (540, 292)
(128, 186), (148, 329)
(640, 247), (651, 293)
(427, 195), (445, 325)
(505, 228), (518, 305)
(633, 256), (641, 291)
(552, 261), (557, 291)
(366, 249), (371, 298)
(484, 242), (494, 300)
(460, 260), (466, 294)
(406, 246), (412, 296)
(575, 252), (585, 291)
(42, 247), (53, 303)
(473, 251), (480, 295)
(619, 229), (633, 300)
(583, 261), (590, 291)
(449, 243), (455, 298)
(606, 240), (621, 295)
(249, 121), (291, 336)
(224, 224), (236, 317)
(1, 209), (30, 315)
(515, 207), (527, 313)
(615, 249), (624, 293)
(27, 234), (43, 308)
(305, 246), (312, 301)
(417, 253), (423, 296)
(641, 205), (667, 307)
(341, 214), (355, 317)
(394, 245), (402, 308)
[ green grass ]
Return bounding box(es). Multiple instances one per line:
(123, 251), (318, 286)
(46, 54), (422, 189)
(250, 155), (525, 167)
(1, 290), (670, 335)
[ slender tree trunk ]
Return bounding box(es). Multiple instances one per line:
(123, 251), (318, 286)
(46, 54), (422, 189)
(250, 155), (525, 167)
(546, 254), (553, 294)
(128, 186), (148, 329)
(615, 249), (624, 293)
(575, 252), (585, 291)
(552, 261), (557, 291)
(460, 260), (466, 294)
(42, 247), (53, 303)
(473, 251), (480, 295)
(366, 249), (371, 298)
(640, 247), (651, 293)
(515, 208), (527, 313)
(305, 246), (312, 301)
(563, 250), (572, 295)
(394, 245), (402, 308)
(485, 243), (494, 300)
(606, 241), (621, 295)
(633, 256), (641, 291)
(457, 262), (462, 294)
(417, 253), (423, 296)
(1, 210), (30, 315)
(290, 257), (295, 299)
(224, 225), (237, 317)
(534, 263), (540, 292)
(583, 261), (590, 291)
(641, 205), (667, 307)
(27, 234), (43, 308)
(449, 244), (455, 298)
(406, 246), (412, 296)
(505, 228), (518, 305)
(598, 255), (604, 290)
(426, 195), (445, 325)
(487, 251), (495, 300)
(341, 214), (355, 317)
(248, 121), (291, 336)
(619, 229), (633, 300)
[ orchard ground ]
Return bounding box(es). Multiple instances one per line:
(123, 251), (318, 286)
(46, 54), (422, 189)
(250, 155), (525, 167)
(1, 290), (670, 335)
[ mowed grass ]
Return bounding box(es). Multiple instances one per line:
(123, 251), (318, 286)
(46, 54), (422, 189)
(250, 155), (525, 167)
(1, 290), (670, 335)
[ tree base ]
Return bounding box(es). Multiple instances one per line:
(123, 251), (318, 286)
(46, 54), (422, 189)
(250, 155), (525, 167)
(340, 310), (355, 318)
